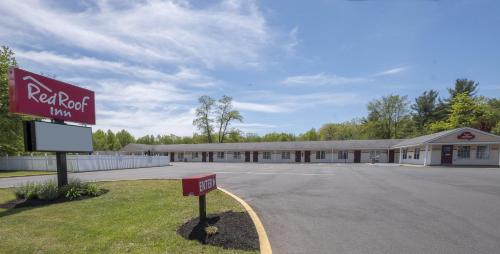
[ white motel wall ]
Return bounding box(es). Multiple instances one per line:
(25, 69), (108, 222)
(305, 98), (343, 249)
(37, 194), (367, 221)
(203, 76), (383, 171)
(123, 127), (500, 167)
(0, 154), (169, 172)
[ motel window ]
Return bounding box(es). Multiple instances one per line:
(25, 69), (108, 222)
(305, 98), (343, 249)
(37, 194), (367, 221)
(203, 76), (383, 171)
(316, 151), (326, 160)
(402, 149), (407, 159)
(282, 152), (290, 160)
(369, 150), (380, 159)
(217, 152), (225, 159)
(338, 151), (348, 160)
(263, 152), (271, 160)
(476, 146), (489, 159)
(192, 152), (198, 159)
(414, 148), (420, 160)
(178, 152), (184, 160)
(457, 146), (470, 159)
(233, 152), (241, 159)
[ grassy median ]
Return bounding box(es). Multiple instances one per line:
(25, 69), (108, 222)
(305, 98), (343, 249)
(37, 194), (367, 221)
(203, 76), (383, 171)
(0, 180), (258, 254)
(0, 170), (54, 178)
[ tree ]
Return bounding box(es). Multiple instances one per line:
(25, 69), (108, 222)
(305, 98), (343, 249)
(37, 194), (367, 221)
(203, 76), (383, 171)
(261, 132), (296, 142)
(116, 129), (135, 148)
(215, 95), (243, 143)
(366, 94), (409, 138)
(92, 130), (109, 151)
(319, 120), (364, 140)
(447, 79), (479, 99)
(106, 130), (122, 151)
(0, 46), (23, 155)
(298, 128), (319, 141)
(193, 95), (215, 143)
(411, 90), (439, 132)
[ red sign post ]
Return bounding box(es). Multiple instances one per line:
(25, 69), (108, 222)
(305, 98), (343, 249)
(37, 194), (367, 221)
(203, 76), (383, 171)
(182, 174), (217, 225)
(9, 67), (95, 125)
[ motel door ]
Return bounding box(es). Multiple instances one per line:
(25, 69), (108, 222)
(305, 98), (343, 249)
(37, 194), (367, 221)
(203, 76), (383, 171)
(304, 151), (311, 163)
(170, 152), (175, 162)
(295, 151), (301, 162)
(441, 145), (453, 164)
(209, 152), (214, 162)
(202, 152), (207, 162)
(389, 150), (395, 163)
(354, 150), (361, 163)
(245, 151), (251, 162)
(253, 151), (258, 162)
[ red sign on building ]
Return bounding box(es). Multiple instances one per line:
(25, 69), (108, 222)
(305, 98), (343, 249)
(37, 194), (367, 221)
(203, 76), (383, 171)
(457, 131), (475, 140)
(182, 174), (217, 196)
(9, 68), (95, 125)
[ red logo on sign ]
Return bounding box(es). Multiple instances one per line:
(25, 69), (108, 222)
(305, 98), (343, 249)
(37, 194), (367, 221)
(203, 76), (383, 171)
(182, 174), (217, 196)
(9, 68), (95, 125)
(457, 131), (475, 140)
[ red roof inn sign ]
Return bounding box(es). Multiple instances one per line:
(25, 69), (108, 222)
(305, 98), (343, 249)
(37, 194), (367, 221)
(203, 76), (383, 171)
(9, 68), (95, 125)
(457, 131), (475, 140)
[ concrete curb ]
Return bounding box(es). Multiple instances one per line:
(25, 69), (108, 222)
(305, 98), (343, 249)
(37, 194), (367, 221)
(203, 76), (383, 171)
(218, 187), (272, 254)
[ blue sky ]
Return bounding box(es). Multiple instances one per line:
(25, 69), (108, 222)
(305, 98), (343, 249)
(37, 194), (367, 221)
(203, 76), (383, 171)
(1, 0), (499, 137)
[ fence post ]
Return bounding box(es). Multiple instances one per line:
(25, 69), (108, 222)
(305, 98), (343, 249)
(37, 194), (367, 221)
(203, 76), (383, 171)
(30, 153), (34, 170)
(75, 153), (80, 172)
(45, 153), (49, 171)
(97, 152), (101, 171)
(6, 154), (9, 170)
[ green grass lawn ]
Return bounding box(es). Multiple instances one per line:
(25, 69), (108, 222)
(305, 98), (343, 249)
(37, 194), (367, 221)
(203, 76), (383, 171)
(0, 180), (259, 254)
(0, 170), (54, 178)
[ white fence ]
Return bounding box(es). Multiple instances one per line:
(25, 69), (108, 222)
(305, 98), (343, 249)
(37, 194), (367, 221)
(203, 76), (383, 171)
(0, 155), (170, 172)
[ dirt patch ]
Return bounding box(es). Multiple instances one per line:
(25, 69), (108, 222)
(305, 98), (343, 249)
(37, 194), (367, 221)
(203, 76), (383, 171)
(177, 211), (259, 251)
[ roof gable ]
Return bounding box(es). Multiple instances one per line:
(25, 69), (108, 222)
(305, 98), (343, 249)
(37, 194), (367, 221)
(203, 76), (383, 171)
(392, 127), (500, 148)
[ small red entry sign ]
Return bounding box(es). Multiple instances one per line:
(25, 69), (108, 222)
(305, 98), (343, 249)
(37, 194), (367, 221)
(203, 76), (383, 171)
(182, 174), (217, 196)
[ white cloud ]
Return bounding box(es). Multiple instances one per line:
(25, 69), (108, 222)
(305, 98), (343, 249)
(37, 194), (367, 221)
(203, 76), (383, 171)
(0, 0), (269, 68)
(233, 101), (289, 113)
(282, 73), (371, 86)
(375, 66), (408, 76)
(285, 26), (299, 54)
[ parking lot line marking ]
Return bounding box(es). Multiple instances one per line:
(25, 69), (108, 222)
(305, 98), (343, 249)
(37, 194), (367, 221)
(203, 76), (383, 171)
(214, 171), (335, 176)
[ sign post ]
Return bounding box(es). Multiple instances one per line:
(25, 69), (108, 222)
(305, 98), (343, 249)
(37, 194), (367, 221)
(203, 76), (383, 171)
(182, 174), (217, 225)
(9, 67), (95, 187)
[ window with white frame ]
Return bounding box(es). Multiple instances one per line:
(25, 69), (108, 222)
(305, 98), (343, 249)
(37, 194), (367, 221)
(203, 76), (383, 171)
(402, 149), (407, 159)
(233, 152), (241, 159)
(192, 152), (198, 159)
(217, 152), (225, 159)
(178, 152), (184, 160)
(282, 151), (290, 160)
(457, 146), (470, 159)
(338, 151), (348, 160)
(263, 152), (271, 160)
(414, 148), (420, 160)
(476, 145), (489, 159)
(316, 151), (326, 160)
(369, 150), (380, 158)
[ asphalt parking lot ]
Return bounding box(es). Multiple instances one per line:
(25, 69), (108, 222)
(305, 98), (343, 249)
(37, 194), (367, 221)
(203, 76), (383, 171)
(1, 163), (500, 254)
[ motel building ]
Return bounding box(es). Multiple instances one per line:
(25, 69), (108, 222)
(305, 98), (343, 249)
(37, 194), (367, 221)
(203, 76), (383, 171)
(122, 127), (500, 166)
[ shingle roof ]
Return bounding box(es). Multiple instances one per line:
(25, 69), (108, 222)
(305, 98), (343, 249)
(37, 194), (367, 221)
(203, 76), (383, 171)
(391, 127), (500, 148)
(122, 139), (405, 153)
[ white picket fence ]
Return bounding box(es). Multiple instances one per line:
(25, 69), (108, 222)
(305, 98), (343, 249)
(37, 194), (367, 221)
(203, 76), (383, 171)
(0, 155), (170, 172)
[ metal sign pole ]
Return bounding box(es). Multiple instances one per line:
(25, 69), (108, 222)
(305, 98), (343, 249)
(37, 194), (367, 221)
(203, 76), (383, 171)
(199, 194), (207, 225)
(54, 120), (68, 187)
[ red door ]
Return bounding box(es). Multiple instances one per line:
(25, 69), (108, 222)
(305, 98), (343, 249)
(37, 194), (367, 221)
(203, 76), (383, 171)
(245, 151), (250, 162)
(295, 151), (301, 162)
(202, 152), (207, 162)
(304, 151), (311, 163)
(354, 150), (361, 163)
(209, 152), (214, 162)
(441, 145), (453, 164)
(253, 151), (258, 162)
(389, 150), (395, 163)
(170, 152), (174, 162)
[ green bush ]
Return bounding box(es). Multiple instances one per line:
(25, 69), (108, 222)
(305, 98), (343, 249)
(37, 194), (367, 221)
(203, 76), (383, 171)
(14, 182), (40, 200)
(84, 183), (102, 197)
(64, 186), (82, 200)
(36, 180), (59, 201)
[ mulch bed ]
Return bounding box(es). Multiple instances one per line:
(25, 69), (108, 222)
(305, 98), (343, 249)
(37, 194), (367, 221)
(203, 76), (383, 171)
(0, 190), (109, 210)
(177, 211), (259, 251)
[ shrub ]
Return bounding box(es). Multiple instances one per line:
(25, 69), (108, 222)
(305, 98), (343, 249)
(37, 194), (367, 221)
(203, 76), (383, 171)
(14, 182), (40, 200)
(64, 186), (82, 200)
(36, 180), (59, 201)
(84, 183), (102, 197)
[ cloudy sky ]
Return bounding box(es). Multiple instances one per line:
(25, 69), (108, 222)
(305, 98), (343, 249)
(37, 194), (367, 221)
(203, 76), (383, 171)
(1, 0), (499, 137)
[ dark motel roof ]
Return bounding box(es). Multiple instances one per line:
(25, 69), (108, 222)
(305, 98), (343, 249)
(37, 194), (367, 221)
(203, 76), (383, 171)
(392, 127), (500, 148)
(121, 128), (500, 153)
(122, 139), (405, 153)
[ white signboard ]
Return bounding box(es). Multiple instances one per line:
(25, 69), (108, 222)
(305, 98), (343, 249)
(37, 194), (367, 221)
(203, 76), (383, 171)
(30, 121), (93, 152)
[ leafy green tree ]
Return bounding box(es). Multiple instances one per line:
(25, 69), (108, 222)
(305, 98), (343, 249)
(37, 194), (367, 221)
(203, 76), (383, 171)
(193, 95), (215, 143)
(261, 132), (296, 142)
(136, 135), (156, 144)
(0, 46), (23, 155)
(367, 94), (409, 138)
(298, 128), (319, 141)
(319, 120), (364, 140)
(411, 90), (439, 132)
(106, 130), (122, 151)
(116, 129), (135, 148)
(215, 95), (243, 143)
(447, 79), (479, 99)
(92, 130), (109, 151)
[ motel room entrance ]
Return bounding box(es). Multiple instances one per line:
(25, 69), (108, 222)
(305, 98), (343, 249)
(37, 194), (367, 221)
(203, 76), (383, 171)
(441, 145), (453, 164)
